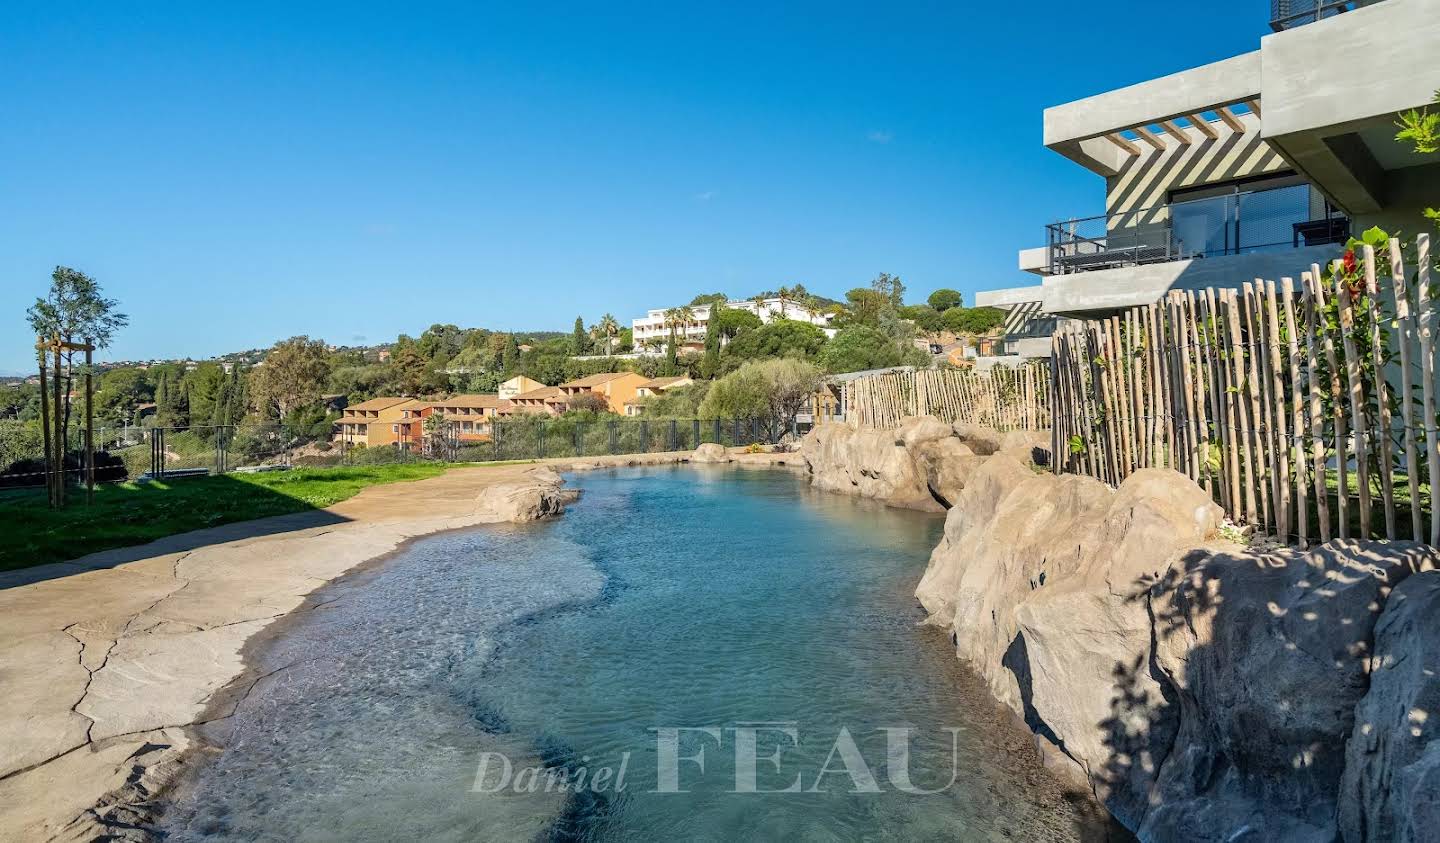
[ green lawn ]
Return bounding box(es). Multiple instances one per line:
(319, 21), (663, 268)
(0, 464), (457, 572)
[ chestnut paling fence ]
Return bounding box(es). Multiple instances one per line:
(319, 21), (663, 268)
(842, 234), (1438, 545)
(1050, 233), (1437, 546)
(840, 364), (1051, 431)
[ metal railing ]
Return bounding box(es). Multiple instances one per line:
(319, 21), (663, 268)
(1046, 184), (1348, 276)
(1270, 0), (1358, 32)
(0, 417), (789, 489)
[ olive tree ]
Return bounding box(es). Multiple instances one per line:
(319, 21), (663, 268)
(699, 358), (823, 441)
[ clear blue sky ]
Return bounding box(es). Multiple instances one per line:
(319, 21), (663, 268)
(1, 1), (1270, 374)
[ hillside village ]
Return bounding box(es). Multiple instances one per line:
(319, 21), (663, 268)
(2, 275), (1005, 475)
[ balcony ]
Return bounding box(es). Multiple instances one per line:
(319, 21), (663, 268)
(1045, 184), (1348, 276)
(1269, 0), (1359, 32)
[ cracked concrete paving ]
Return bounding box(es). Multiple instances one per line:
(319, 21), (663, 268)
(0, 462), (576, 842)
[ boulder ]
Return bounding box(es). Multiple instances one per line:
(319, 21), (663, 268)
(912, 438), (979, 508)
(473, 467), (570, 522)
(952, 422), (1006, 456)
(1141, 541), (1439, 842)
(1340, 569), (1440, 843)
(800, 420), (944, 511)
(691, 443), (731, 464)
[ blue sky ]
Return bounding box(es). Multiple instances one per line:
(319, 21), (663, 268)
(1, 1), (1268, 373)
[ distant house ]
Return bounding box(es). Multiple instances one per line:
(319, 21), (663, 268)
(507, 386), (568, 416)
(557, 371), (649, 415)
(412, 394), (515, 441)
(624, 376), (694, 416)
(498, 375), (546, 400)
(320, 393), (349, 413)
(332, 397), (413, 446)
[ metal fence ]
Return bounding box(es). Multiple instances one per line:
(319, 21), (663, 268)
(0, 417), (783, 488)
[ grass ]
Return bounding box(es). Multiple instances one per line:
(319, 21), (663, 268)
(0, 463), (459, 573)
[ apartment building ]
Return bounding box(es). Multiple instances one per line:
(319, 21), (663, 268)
(623, 376), (695, 416)
(508, 386), (569, 415)
(332, 397), (415, 446)
(631, 297), (833, 350)
(498, 375), (546, 400)
(557, 371), (650, 415)
(977, 0), (1440, 357)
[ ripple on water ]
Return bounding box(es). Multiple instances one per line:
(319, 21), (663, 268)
(157, 466), (1125, 842)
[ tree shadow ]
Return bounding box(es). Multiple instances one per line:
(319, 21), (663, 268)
(0, 476), (354, 588)
(1086, 540), (1437, 839)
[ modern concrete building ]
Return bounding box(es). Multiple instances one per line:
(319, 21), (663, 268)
(978, 0), (1440, 357)
(631, 297), (833, 350)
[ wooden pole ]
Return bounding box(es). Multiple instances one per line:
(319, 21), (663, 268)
(1337, 262), (1371, 537)
(1303, 272), (1331, 542)
(1225, 289), (1258, 525)
(1242, 283), (1271, 532)
(85, 340), (94, 504)
(1363, 244), (1397, 539)
(1316, 264), (1348, 538)
(1265, 280), (1290, 542)
(1282, 279), (1308, 547)
(52, 337), (64, 508)
(1389, 239), (1422, 540)
(37, 340), (53, 507)
(1417, 234), (1439, 545)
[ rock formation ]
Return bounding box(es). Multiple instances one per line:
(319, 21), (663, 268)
(800, 418), (1440, 842)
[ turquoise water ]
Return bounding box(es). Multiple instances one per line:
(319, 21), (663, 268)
(158, 466), (1119, 841)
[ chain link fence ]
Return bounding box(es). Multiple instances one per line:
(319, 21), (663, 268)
(0, 417), (783, 489)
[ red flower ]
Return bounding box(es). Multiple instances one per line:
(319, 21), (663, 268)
(1342, 249), (1358, 274)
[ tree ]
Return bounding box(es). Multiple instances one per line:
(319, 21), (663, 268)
(638, 382), (710, 417)
(870, 272), (905, 308)
(943, 306), (1006, 335)
(842, 287), (889, 326)
(597, 313), (620, 356)
(689, 292), (728, 307)
(182, 362), (226, 427)
(567, 392), (611, 413)
(25, 266), (129, 436)
(423, 411), (451, 457)
(502, 333), (521, 374)
(927, 289), (963, 312)
(698, 358), (823, 440)
(250, 337), (331, 419)
(725, 319), (828, 361)
(898, 304), (944, 334)
(93, 367), (152, 426)
(816, 325), (909, 373)
(571, 316), (589, 356)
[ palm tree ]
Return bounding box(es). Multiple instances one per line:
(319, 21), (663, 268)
(749, 293), (768, 321)
(776, 285), (795, 319)
(598, 313), (620, 356)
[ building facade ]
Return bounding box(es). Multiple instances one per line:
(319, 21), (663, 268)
(630, 297), (833, 350)
(977, 0), (1439, 357)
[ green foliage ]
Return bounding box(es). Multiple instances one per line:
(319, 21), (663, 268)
(250, 336), (332, 418)
(943, 306), (1006, 335)
(698, 358), (823, 436)
(725, 319), (828, 361)
(710, 307), (762, 339)
(898, 304), (943, 333)
(571, 316), (589, 355)
(816, 325), (909, 373)
(927, 288), (963, 312)
(639, 382), (710, 417)
(689, 292), (729, 306)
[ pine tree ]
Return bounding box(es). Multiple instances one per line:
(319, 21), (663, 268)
(502, 334), (520, 374)
(571, 316), (587, 356)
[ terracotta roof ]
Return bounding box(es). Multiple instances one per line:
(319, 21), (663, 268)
(513, 386), (566, 401)
(640, 376), (689, 390)
(559, 372), (635, 388)
(427, 393), (509, 409)
(347, 396), (411, 411)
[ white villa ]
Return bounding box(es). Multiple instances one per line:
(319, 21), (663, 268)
(631, 297), (834, 349)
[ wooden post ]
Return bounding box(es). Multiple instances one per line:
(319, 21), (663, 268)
(1303, 272), (1331, 542)
(1265, 280), (1290, 542)
(1242, 283), (1271, 532)
(85, 340), (94, 503)
(1315, 265), (1348, 539)
(1417, 234), (1439, 545)
(1363, 244), (1397, 539)
(1337, 261), (1371, 537)
(1224, 290), (1258, 525)
(1389, 239), (1422, 540)
(1282, 279), (1308, 547)
(52, 337), (64, 508)
(37, 340), (53, 507)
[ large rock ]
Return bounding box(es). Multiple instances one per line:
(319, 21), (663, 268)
(1138, 540), (1437, 841)
(916, 465), (1225, 828)
(473, 467), (571, 522)
(1340, 569), (1440, 843)
(912, 438), (979, 507)
(800, 419), (949, 511)
(691, 443), (730, 464)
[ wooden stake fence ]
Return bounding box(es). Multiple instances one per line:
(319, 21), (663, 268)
(1052, 234), (1436, 544)
(842, 365), (1051, 431)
